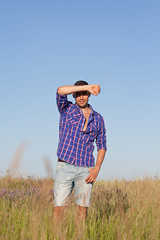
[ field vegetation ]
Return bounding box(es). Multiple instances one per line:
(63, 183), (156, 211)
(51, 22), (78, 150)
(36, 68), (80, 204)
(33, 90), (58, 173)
(0, 175), (159, 240)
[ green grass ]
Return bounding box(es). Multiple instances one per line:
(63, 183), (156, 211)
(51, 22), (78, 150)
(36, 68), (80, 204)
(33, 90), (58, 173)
(0, 176), (160, 240)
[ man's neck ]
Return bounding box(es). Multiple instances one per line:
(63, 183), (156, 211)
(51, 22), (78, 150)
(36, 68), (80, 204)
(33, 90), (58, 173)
(80, 105), (91, 115)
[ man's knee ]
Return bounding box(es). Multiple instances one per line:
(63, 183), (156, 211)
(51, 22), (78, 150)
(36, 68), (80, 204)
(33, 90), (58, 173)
(53, 206), (65, 220)
(77, 205), (88, 219)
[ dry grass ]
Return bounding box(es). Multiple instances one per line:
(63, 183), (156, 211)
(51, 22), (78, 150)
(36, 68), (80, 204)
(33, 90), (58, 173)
(7, 141), (28, 176)
(1, 142), (160, 239)
(0, 175), (160, 240)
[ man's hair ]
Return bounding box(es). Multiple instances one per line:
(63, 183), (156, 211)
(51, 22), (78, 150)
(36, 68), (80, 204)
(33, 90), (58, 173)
(74, 80), (88, 86)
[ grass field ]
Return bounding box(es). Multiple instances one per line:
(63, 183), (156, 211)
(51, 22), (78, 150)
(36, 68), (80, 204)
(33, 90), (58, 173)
(0, 175), (159, 240)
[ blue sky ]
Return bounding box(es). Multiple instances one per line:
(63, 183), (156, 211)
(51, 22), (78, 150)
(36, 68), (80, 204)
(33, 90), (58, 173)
(0, 0), (160, 179)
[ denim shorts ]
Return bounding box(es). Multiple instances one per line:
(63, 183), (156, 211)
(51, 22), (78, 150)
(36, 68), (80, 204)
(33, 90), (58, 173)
(54, 161), (93, 207)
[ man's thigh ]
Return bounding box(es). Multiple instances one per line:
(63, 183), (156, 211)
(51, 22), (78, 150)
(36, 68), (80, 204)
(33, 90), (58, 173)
(54, 162), (74, 207)
(74, 167), (93, 207)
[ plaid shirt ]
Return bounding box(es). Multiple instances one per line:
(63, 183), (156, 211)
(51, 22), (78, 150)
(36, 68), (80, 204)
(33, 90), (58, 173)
(56, 91), (107, 167)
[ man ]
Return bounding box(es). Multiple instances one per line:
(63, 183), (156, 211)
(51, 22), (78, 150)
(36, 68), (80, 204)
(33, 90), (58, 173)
(54, 80), (107, 222)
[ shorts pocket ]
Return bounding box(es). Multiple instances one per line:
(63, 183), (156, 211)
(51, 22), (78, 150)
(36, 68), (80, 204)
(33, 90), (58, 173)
(56, 162), (67, 170)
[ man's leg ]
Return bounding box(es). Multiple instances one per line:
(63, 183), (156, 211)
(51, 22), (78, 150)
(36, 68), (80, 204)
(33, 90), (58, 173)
(53, 161), (75, 239)
(74, 166), (93, 223)
(53, 206), (65, 221)
(77, 205), (88, 221)
(75, 205), (88, 239)
(54, 162), (75, 220)
(53, 206), (66, 240)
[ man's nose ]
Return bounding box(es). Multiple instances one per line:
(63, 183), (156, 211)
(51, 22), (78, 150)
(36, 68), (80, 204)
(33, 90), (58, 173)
(80, 94), (84, 99)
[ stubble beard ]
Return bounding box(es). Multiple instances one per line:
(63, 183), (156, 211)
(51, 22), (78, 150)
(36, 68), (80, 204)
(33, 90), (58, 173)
(76, 100), (89, 109)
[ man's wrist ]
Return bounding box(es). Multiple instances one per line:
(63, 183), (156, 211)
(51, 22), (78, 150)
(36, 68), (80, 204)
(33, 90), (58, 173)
(95, 165), (100, 172)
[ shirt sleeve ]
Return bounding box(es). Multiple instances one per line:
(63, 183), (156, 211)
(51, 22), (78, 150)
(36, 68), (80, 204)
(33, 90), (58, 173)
(56, 90), (72, 113)
(96, 117), (107, 151)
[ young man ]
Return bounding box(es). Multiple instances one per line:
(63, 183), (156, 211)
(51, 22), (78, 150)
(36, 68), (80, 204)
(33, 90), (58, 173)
(54, 80), (107, 221)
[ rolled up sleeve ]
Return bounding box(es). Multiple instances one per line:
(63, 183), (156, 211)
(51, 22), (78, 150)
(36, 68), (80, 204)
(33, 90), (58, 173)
(96, 117), (107, 151)
(56, 90), (71, 113)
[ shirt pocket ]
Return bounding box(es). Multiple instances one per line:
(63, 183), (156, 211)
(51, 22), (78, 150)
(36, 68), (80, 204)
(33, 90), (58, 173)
(66, 111), (80, 123)
(66, 113), (80, 132)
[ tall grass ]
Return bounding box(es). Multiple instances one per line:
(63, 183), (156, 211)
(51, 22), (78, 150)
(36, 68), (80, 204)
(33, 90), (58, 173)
(0, 175), (159, 239)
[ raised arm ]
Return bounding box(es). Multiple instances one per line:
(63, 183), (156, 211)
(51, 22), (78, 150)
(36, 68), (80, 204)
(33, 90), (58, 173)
(57, 84), (101, 96)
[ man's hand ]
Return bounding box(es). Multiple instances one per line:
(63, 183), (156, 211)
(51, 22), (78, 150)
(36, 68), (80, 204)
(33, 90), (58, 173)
(88, 85), (101, 96)
(85, 166), (100, 183)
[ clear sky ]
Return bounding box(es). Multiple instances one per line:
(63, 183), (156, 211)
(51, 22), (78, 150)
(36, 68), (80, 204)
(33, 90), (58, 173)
(0, 0), (160, 180)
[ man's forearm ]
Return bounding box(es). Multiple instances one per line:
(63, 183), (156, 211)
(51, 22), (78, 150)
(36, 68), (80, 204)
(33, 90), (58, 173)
(57, 85), (89, 95)
(57, 84), (100, 96)
(85, 149), (106, 183)
(95, 149), (106, 171)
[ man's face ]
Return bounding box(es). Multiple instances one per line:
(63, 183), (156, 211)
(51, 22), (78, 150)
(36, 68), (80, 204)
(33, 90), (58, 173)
(73, 91), (90, 108)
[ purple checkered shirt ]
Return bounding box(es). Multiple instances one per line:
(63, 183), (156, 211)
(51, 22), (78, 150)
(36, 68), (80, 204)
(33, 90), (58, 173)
(56, 91), (107, 167)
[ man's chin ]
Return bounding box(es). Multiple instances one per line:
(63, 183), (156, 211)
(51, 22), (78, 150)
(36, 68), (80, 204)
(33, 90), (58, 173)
(77, 103), (88, 108)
